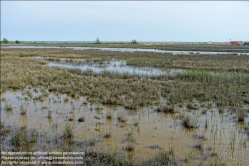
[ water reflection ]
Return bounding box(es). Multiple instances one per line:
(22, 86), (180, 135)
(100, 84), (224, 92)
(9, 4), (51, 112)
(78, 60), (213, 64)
(47, 60), (183, 77)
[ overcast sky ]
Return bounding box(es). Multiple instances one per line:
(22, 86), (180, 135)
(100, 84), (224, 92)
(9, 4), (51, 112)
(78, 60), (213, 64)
(1, 1), (249, 42)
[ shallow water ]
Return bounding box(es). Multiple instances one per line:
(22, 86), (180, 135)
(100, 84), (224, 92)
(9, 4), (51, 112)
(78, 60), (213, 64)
(2, 46), (249, 55)
(46, 59), (183, 77)
(1, 88), (249, 165)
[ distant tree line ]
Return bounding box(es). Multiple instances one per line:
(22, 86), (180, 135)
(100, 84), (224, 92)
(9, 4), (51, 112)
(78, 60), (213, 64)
(1, 38), (22, 44)
(94, 38), (138, 44)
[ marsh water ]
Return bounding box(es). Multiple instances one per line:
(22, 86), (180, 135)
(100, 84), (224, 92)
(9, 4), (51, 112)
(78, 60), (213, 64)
(2, 46), (249, 55)
(45, 59), (183, 77)
(2, 51), (249, 165)
(1, 88), (249, 165)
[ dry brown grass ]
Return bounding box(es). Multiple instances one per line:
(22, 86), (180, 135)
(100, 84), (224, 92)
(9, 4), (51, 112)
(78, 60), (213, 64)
(1, 49), (249, 109)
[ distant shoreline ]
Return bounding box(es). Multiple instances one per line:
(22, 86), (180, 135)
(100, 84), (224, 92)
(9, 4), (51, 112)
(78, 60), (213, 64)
(2, 43), (249, 54)
(2, 40), (248, 46)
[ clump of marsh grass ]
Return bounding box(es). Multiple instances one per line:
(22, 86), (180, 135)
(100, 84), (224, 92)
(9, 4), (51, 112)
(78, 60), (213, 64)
(1, 128), (10, 136)
(184, 150), (193, 163)
(133, 118), (139, 126)
(117, 112), (127, 123)
(30, 130), (38, 143)
(153, 148), (175, 165)
(63, 122), (74, 138)
(155, 105), (175, 113)
(207, 103), (213, 109)
(0, 121), (4, 128)
(47, 111), (53, 118)
(64, 97), (69, 103)
(218, 106), (224, 114)
(205, 118), (208, 129)
(124, 130), (136, 152)
(124, 141), (134, 152)
(11, 129), (29, 147)
(236, 109), (247, 122)
(82, 151), (135, 165)
(20, 123), (27, 130)
(194, 139), (204, 151)
(124, 105), (138, 110)
(5, 103), (12, 111)
(20, 105), (27, 115)
(0, 121), (9, 136)
(181, 114), (199, 129)
(186, 103), (198, 110)
(244, 122), (249, 134)
(127, 131), (136, 143)
(201, 109), (207, 115)
(106, 111), (112, 119)
(103, 130), (112, 138)
(89, 139), (95, 146)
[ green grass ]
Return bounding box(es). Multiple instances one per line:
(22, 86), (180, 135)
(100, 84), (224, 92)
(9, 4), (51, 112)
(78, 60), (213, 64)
(63, 122), (74, 138)
(8, 128), (39, 152)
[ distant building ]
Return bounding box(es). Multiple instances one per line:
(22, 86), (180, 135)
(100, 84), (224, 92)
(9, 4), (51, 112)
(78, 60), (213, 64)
(244, 42), (249, 45)
(159, 41), (247, 45)
(230, 41), (243, 45)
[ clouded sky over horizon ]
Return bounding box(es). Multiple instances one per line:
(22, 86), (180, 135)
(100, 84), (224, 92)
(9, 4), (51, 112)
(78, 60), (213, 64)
(1, 1), (249, 42)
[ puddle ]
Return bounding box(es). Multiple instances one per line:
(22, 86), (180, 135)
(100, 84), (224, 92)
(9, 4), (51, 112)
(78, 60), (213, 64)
(1, 88), (249, 165)
(146, 145), (163, 150)
(2, 46), (249, 55)
(46, 59), (183, 77)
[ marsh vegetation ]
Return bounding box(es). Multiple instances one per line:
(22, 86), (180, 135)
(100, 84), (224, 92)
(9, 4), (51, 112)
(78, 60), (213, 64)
(1, 47), (249, 165)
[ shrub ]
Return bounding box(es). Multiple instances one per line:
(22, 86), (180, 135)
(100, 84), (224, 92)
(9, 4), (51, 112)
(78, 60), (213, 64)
(95, 37), (101, 44)
(3, 38), (9, 44)
(131, 39), (137, 44)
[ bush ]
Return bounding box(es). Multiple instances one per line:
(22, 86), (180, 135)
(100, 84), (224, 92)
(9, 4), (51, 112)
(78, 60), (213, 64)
(15, 40), (21, 44)
(3, 38), (9, 44)
(131, 39), (137, 44)
(95, 37), (101, 44)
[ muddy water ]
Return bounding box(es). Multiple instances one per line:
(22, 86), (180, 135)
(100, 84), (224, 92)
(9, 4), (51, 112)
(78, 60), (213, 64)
(46, 59), (183, 77)
(2, 46), (249, 55)
(1, 88), (249, 165)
